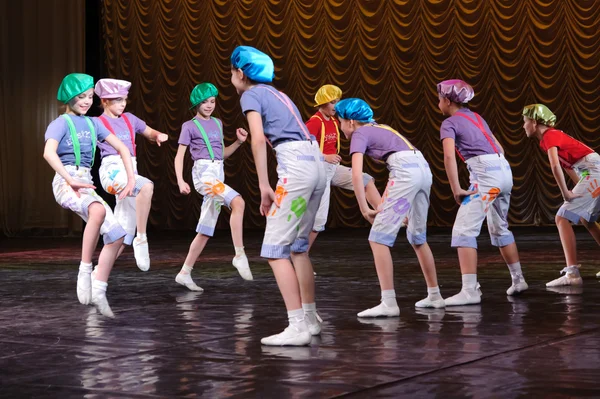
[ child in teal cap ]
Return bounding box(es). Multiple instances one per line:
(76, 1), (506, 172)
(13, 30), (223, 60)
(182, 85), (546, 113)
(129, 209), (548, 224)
(174, 82), (253, 292)
(44, 73), (137, 317)
(231, 46), (327, 346)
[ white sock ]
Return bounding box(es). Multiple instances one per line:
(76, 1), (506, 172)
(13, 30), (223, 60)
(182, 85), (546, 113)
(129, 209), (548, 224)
(462, 274), (477, 290)
(566, 265), (580, 276)
(302, 302), (317, 316)
(92, 279), (108, 298)
(507, 262), (523, 281)
(381, 289), (397, 307)
(180, 264), (193, 274)
(136, 233), (147, 241)
(79, 261), (93, 273)
(235, 247), (245, 257)
(287, 308), (306, 329)
(427, 286), (442, 300)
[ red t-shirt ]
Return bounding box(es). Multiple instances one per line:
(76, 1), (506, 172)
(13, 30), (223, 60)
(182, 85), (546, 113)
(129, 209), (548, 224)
(305, 111), (339, 155)
(539, 128), (594, 169)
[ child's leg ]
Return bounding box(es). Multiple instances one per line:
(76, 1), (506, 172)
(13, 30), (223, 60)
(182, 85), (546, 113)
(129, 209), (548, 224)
(81, 202), (105, 264)
(365, 179), (382, 209)
(546, 214), (583, 287)
(446, 187), (487, 306)
(582, 219), (600, 277)
(308, 163), (336, 252)
(131, 179), (153, 271)
(135, 182), (153, 236)
(229, 195), (253, 281)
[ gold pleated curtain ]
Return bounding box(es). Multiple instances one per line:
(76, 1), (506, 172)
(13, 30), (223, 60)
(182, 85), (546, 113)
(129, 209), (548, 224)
(101, 0), (600, 231)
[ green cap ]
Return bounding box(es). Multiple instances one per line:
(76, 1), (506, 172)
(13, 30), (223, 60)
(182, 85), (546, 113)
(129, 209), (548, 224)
(522, 104), (557, 127)
(57, 73), (94, 104)
(190, 83), (218, 108)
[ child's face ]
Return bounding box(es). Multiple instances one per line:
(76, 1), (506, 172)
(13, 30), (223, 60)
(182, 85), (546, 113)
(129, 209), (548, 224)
(437, 95), (451, 115)
(523, 116), (536, 137)
(197, 97), (216, 118)
(69, 88), (94, 115)
(320, 99), (339, 118)
(230, 67), (247, 95)
(339, 118), (356, 139)
(104, 97), (127, 116)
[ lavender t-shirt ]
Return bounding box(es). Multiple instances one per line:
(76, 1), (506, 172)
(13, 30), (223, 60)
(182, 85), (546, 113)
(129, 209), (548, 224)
(350, 124), (416, 161)
(44, 115), (111, 167)
(439, 108), (500, 160)
(240, 84), (315, 146)
(178, 117), (223, 161)
(97, 112), (147, 158)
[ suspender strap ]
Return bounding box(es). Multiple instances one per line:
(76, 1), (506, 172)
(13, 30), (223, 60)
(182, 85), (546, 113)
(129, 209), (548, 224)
(310, 113), (341, 154)
(454, 112), (500, 157)
(257, 86), (312, 141)
(191, 117), (224, 161)
(373, 124), (414, 150)
(61, 114), (97, 167)
(99, 114), (137, 156)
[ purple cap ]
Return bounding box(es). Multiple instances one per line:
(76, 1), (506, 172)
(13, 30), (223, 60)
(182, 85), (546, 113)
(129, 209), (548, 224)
(94, 78), (131, 99)
(437, 79), (474, 104)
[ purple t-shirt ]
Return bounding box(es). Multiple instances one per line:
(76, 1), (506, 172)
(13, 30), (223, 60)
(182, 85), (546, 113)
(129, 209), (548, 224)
(96, 112), (147, 158)
(44, 115), (111, 167)
(240, 84), (315, 146)
(439, 108), (500, 160)
(350, 124), (416, 161)
(178, 117), (223, 161)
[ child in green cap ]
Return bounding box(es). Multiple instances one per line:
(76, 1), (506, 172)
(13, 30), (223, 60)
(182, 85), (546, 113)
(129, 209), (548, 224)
(174, 82), (253, 292)
(523, 104), (600, 285)
(43, 73), (137, 317)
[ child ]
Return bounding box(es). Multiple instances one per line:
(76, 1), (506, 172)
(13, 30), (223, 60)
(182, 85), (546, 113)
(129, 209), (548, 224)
(438, 79), (528, 306)
(43, 73), (136, 317)
(335, 98), (444, 315)
(174, 82), (253, 292)
(305, 85), (381, 249)
(522, 104), (600, 286)
(95, 78), (169, 271)
(231, 46), (326, 346)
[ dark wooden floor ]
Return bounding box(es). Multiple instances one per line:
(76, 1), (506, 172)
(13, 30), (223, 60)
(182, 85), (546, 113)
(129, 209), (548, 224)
(1, 228), (599, 398)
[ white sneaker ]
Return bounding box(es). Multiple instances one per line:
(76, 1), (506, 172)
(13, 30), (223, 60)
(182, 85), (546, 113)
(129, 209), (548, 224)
(305, 312), (323, 335)
(133, 237), (150, 271)
(507, 279), (529, 295)
(597, 270), (600, 278)
(91, 291), (114, 318)
(357, 301), (400, 318)
(444, 284), (482, 306)
(415, 296), (446, 308)
(77, 266), (92, 305)
(175, 272), (204, 292)
(232, 255), (253, 281)
(261, 324), (312, 346)
(546, 266), (583, 287)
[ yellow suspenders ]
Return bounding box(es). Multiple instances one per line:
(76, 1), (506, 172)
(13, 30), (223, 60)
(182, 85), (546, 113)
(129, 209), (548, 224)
(310, 113), (341, 154)
(373, 124), (414, 150)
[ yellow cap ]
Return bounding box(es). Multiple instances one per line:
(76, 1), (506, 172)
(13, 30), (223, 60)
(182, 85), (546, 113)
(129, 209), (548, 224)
(314, 84), (342, 107)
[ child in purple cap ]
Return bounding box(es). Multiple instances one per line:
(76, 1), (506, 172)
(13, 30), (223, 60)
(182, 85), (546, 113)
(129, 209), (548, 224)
(95, 78), (168, 272)
(437, 79), (528, 306)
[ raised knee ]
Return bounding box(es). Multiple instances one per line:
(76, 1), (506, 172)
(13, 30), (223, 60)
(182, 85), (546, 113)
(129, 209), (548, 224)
(141, 182), (154, 197)
(555, 214), (568, 225)
(232, 196), (245, 211)
(88, 202), (106, 222)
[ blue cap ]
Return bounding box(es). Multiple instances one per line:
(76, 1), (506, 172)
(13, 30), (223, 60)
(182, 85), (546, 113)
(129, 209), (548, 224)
(231, 46), (275, 83)
(334, 98), (374, 123)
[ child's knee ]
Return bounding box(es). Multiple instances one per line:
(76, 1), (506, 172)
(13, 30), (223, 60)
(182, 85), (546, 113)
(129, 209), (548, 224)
(88, 202), (106, 222)
(231, 195), (245, 211)
(140, 182), (154, 197)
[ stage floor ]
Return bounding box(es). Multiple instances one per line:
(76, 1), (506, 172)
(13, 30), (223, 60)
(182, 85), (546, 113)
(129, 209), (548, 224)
(1, 228), (599, 398)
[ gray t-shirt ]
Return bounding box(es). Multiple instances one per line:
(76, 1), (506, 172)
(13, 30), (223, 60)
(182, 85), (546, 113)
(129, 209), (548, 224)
(178, 117), (223, 161)
(240, 84), (314, 146)
(350, 124), (416, 161)
(97, 112), (147, 158)
(439, 108), (499, 160)
(44, 115), (111, 167)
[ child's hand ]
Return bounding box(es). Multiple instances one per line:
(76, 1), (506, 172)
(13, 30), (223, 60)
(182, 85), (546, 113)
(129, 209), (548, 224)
(178, 181), (191, 195)
(324, 154), (342, 164)
(563, 190), (583, 202)
(453, 187), (477, 205)
(236, 128), (248, 144)
(68, 179), (96, 198)
(260, 185), (276, 216)
(362, 208), (380, 224)
(155, 133), (169, 146)
(118, 180), (135, 200)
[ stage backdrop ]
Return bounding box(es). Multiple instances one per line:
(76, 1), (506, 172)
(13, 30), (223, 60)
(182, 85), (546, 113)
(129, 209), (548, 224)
(103, 1), (600, 231)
